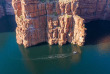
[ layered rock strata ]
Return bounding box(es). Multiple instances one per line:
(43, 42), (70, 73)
(6, 0), (14, 15)
(12, 0), (110, 48)
(78, 0), (110, 22)
(0, 0), (14, 18)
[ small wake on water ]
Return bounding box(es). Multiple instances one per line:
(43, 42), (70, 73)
(9, 53), (75, 60)
(30, 53), (73, 60)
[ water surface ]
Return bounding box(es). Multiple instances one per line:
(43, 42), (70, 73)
(0, 32), (110, 74)
(0, 16), (110, 74)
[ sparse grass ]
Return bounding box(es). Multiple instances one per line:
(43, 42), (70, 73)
(66, 14), (72, 18)
(19, 15), (26, 21)
(19, 15), (23, 19)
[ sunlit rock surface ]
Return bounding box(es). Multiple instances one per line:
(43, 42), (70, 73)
(12, 0), (110, 47)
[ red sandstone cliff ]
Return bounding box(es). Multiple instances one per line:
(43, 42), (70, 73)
(12, 0), (110, 48)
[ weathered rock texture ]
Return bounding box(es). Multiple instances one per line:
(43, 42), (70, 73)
(0, 5), (5, 18)
(5, 0), (14, 15)
(12, 0), (110, 47)
(0, 0), (14, 18)
(78, 0), (110, 22)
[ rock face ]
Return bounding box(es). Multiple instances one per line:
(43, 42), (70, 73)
(0, 0), (14, 18)
(12, 0), (110, 48)
(77, 0), (110, 22)
(0, 5), (5, 18)
(5, 0), (14, 15)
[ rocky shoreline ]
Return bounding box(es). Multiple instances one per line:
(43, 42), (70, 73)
(12, 0), (110, 48)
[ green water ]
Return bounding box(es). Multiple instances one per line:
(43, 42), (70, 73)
(0, 16), (110, 74)
(0, 32), (110, 74)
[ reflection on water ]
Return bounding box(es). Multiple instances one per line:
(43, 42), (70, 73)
(18, 44), (82, 74)
(0, 32), (110, 74)
(97, 42), (110, 54)
(85, 20), (110, 55)
(0, 32), (15, 49)
(1, 17), (110, 74)
(0, 33), (9, 48)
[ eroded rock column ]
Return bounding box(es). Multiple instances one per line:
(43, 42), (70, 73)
(12, 0), (47, 47)
(12, 0), (86, 47)
(72, 15), (86, 46)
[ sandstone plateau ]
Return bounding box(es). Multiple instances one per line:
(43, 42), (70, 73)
(12, 0), (110, 48)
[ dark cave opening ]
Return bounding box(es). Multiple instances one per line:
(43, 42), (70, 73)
(0, 15), (17, 33)
(85, 20), (110, 45)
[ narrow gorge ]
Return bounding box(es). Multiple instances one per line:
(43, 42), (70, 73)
(12, 0), (110, 48)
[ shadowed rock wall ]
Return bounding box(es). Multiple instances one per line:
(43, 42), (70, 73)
(12, 0), (110, 47)
(0, 0), (14, 18)
(5, 0), (14, 15)
(0, 5), (5, 18)
(77, 0), (110, 22)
